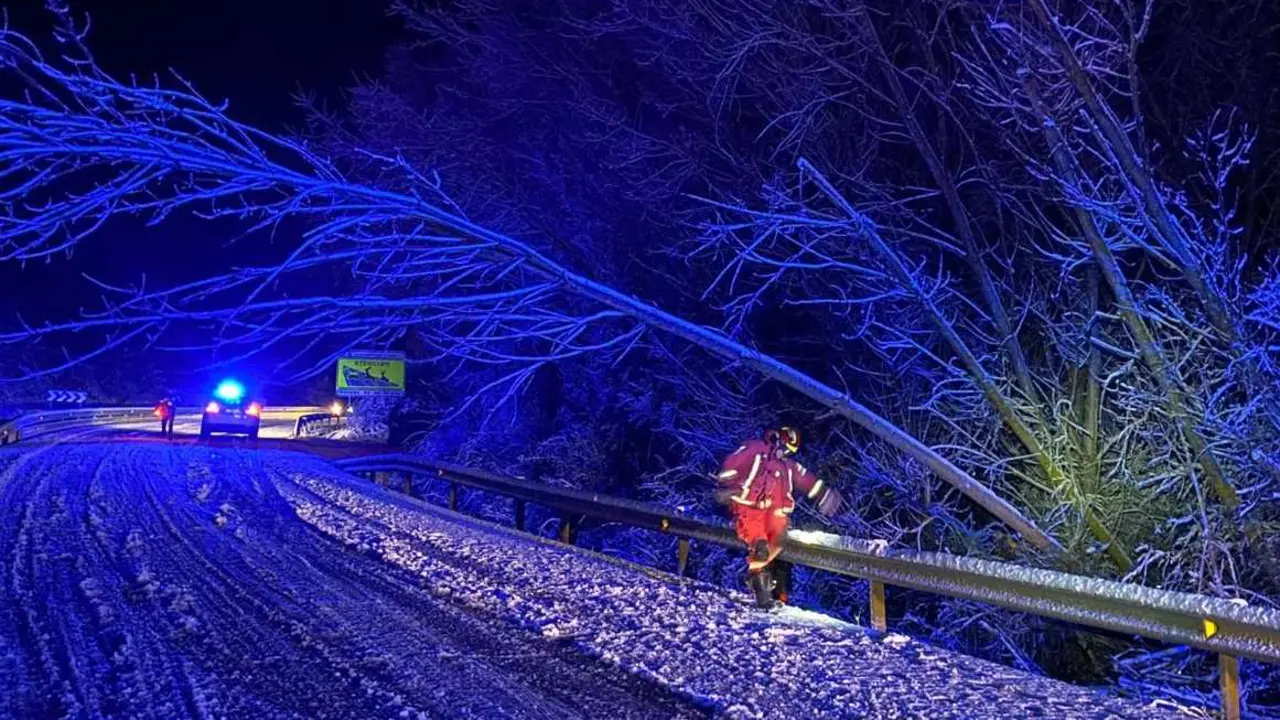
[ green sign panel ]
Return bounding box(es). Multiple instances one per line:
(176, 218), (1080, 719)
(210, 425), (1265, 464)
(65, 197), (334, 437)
(336, 352), (406, 397)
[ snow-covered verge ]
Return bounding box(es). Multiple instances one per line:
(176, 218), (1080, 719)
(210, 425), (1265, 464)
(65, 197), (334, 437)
(0, 443), (1192, 719)
(321, 425), (381, 443)
(288, 462), (1193, 720)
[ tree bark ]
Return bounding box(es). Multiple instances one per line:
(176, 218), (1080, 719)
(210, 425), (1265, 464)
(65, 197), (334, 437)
(1081, 264), (1102, 496)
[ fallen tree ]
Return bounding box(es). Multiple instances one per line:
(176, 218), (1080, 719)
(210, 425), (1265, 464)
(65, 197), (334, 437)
(0, 16), (1061, 553)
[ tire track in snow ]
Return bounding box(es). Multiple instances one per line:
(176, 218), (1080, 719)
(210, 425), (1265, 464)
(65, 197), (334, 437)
(2, 444), (225, 719)
(151, 447), (707, 718)
(271, 462), (706, 719)
(1, 445), (100, 717)
(134, 447), (399, 718)
(0, 443), (708, 719)
(1, 442), (1180, 719)
(79, 447), (219, 718)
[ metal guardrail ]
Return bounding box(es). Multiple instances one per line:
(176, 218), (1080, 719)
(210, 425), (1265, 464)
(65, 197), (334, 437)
(293, 412), (347, 439)
(337, 453), (1278, 718)
(0, 405), (170, 444)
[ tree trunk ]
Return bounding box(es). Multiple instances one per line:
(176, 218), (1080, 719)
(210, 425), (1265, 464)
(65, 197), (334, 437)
(1081, 264), (1101, 496)
(1025, 0), (1236, 343)
(391, 189), (1066, 556)
(854, 4), (1042, 410)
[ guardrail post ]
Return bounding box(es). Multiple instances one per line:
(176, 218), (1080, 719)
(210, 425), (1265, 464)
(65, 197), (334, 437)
(558, 516), (574, 545)
(400, 472), (416, 498)
(1220, 654), (1240, 720)
(870, 580), (887, 632)
(448, 483), (459, 511)
(514, 499), (526, 531)
(677, 538), (691, 576)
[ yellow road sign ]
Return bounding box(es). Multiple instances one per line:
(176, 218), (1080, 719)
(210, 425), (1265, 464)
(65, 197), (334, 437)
(336, 355), (405, 397)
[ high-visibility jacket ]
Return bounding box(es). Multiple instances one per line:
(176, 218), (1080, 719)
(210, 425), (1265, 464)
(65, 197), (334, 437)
(716, 438), (831, 516)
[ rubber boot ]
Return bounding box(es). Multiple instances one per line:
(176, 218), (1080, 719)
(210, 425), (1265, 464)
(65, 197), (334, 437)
(748, 569), (777, 610)
(772, 560), (791, 605)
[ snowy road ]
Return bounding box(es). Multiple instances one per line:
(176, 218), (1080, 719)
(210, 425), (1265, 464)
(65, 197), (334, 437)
(0, 443), (1182, 719)
(99, 410), (305, 440)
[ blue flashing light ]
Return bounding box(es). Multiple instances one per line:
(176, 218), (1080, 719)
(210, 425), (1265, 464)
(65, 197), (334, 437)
(214, 379), (245, 402)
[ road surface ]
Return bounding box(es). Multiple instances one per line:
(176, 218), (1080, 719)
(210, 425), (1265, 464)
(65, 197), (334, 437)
(0, 443), (705, 719)
(0, 443), (1183, 719)
(100, 409), (307, 440)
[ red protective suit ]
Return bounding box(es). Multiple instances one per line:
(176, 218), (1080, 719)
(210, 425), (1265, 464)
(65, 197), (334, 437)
(154, 399), (175, 440)
(717, 438), (833, 573)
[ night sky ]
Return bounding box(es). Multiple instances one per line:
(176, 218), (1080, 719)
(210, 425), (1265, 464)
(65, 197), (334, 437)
(0, 0), (398, 316)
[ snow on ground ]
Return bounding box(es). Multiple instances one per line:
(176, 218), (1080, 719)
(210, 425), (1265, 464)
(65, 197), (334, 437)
(0, 443), (1187, 719)
(99, 411), (304, 440)
(787, 528), (844, 547)
(288, 459), (1184, 719)
(0, 443), (702, 719)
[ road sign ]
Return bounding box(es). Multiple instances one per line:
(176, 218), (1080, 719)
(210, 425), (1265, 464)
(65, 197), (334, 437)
(336, 352), (406, 397)
(46, 390), (87, 404)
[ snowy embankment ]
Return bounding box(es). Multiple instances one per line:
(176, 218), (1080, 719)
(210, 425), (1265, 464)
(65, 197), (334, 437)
(287, 461), (1187, 719)
(0, 444), (1187, 719)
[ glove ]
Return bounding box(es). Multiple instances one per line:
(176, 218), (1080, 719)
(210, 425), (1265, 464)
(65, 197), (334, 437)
(816, 487), (843, 518)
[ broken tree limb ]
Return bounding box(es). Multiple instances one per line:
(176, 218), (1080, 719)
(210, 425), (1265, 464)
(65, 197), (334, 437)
(390, 195), (1065, 555)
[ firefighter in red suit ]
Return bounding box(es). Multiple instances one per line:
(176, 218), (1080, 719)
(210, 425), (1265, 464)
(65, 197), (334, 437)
(715, 427), (842, 609)
(154, 396), (176, 441)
